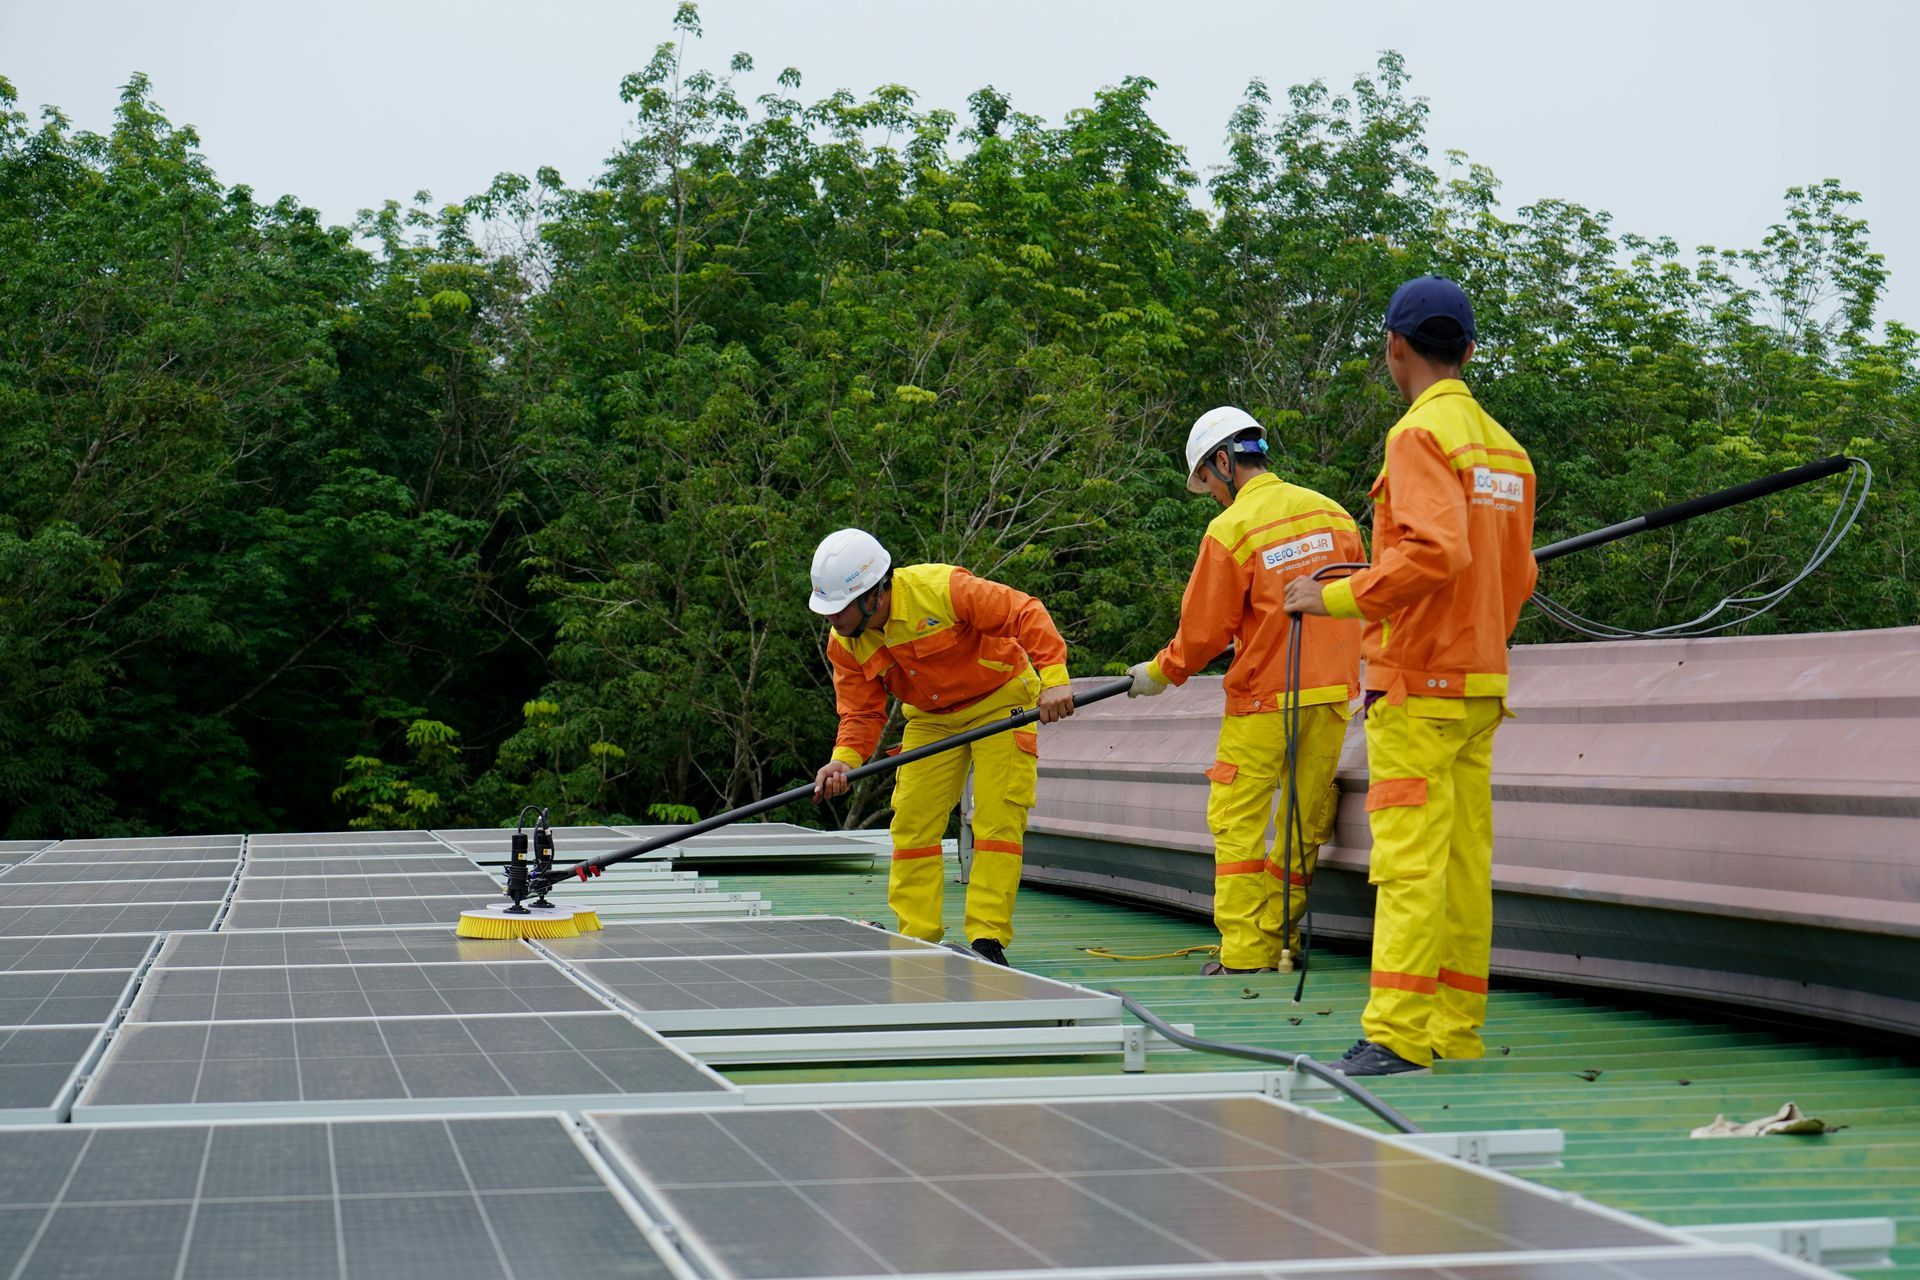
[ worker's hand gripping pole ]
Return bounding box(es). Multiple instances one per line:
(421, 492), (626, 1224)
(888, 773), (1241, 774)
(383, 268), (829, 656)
(532, 676), (1138, 893)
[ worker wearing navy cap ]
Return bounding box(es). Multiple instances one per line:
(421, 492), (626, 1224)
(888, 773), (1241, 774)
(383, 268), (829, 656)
(1287, 276), (1537, 1076)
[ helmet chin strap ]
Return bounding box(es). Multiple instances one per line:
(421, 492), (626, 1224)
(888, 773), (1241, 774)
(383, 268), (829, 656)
(841, 579), (889, 639)
(1206, 450), (1240, 501)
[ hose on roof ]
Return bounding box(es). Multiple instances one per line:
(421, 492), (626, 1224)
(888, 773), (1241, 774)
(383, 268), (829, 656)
(1108, 988), (1423, 1134)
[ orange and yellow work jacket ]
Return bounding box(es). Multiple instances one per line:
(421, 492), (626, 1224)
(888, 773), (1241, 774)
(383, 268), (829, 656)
(1149, 472), (1365, 716)
(827, 563), (1070, 767)
(1322, 379), (1537, 701)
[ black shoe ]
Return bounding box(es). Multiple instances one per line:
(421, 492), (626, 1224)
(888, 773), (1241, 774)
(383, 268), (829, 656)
(969, 938), (1009, 966)
(1200, 960), (1276, 976)
(1329, 1039), (1428, 1076)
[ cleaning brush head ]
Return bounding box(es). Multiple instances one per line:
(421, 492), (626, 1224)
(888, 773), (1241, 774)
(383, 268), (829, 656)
(456, 903), (582, 939)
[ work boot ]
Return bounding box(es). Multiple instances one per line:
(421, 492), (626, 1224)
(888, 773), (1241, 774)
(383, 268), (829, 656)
(969, 938), (1010, 967)
(1329, 1039), (1428, 1077)
(1199, 960), (1276, 976)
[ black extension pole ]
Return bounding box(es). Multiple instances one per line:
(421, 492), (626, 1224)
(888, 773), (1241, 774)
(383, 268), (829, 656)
(536, 676), (1137, 891)
(1531, 455), (1849, 566)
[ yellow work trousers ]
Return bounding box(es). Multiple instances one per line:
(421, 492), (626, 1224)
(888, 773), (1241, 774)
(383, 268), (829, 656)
(1205, 702), (1349, 970)
(887, 669), (1040, 945)
(1360, 695), (1506, 1067)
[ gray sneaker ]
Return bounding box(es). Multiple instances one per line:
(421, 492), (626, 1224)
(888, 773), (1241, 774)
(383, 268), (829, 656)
(1330, 1039), (1428, 1076)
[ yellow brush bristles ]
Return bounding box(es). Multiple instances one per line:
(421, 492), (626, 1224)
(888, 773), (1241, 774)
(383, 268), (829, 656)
(455, 908), (582, 939)
(570, 907), (603, 933)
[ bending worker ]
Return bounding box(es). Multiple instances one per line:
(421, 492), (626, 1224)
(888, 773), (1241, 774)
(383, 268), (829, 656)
(808, 529), (1075, 966)
(1287, 276), (1536, 1076)
(1127, 409), (1363, 975)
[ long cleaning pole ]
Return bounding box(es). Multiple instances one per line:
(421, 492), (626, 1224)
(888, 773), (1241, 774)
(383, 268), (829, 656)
(1531, 455), (1849, 566)
(535, 676), (1137, 891)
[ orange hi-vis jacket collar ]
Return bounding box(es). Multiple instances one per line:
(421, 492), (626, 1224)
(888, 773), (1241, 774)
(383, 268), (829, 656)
(1153, 472), (1364, 717)
(826, 563), (1070, 766)
(1322, 380), (1537, 701)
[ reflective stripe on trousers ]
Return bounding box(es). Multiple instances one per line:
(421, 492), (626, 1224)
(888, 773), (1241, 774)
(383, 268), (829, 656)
(1204, 702), (1349, 970)
(887, 669), (1040, 945)
(1360, 694), (1506, 1066)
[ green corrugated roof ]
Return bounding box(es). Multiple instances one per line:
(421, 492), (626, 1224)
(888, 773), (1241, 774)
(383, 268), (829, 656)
(714, 859), (1920, 1279)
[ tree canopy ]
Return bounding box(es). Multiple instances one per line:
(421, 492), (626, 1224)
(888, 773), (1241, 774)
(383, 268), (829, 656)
(2, 8), (1913, 837)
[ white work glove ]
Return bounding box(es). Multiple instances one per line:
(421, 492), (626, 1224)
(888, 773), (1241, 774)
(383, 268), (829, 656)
(1126, 661), (1169, 698)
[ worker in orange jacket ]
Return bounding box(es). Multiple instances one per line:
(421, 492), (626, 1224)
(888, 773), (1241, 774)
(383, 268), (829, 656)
(1127, 409), (1364, 975)
(1288, 276), (1537, 1076)
(808, 529), (1075, 965)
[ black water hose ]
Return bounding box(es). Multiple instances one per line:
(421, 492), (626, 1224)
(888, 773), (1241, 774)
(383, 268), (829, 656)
(1110, 989), (1422, 1133)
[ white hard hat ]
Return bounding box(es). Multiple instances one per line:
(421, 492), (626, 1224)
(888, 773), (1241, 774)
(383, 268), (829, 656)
(809, 529), (892, 615)
(1183, 406), (1266, 494)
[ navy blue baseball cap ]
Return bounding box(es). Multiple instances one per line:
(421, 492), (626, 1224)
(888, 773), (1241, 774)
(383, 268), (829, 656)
(1384, 275), (1475, 342)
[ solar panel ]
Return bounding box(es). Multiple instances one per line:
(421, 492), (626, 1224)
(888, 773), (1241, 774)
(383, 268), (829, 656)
(541, 916), (939, 961)
(220, 897), (487, 930)
(0, 1116), (678, 1278)
(567, 950), (1118, 1031)
(30, 846), (238, 865)
(0, 934), (155, 972)
(657, 823), (886, 861)
(0, 879), (231, 907)
(240, 855), (482, 877)
(0, 1025), (104, 1121)
(0, 969), (137, 1027)
(78, 1012), (736, 1118)
(161, 928), (537, 969)
(232, 872), (501, 901)
(129, 961), (608, 1022)
(2, 860), (239, 883)
(47, 836), (242, 853)
(242, 842), (462, 861)
(435, 826), (634, 855)
(589, 1096), (1674, 1278)
(246, 830), (441, 846)
(0, 841), (52, 855)
(0, 902), (221, 937)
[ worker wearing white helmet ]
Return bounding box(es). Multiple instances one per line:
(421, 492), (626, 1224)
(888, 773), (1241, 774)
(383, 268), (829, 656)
(1125, 408), (1364, 975)
(808, 529), (1076, 965)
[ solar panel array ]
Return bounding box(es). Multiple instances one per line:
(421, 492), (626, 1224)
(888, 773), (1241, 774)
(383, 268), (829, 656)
(0, 832), (1846, 1280)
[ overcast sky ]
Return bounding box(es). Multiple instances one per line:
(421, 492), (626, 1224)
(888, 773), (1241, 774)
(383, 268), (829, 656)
(5, 0), (1914, 326)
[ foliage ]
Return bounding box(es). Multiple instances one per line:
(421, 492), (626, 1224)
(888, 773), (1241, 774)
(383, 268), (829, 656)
(0, 20), (1913, 838)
